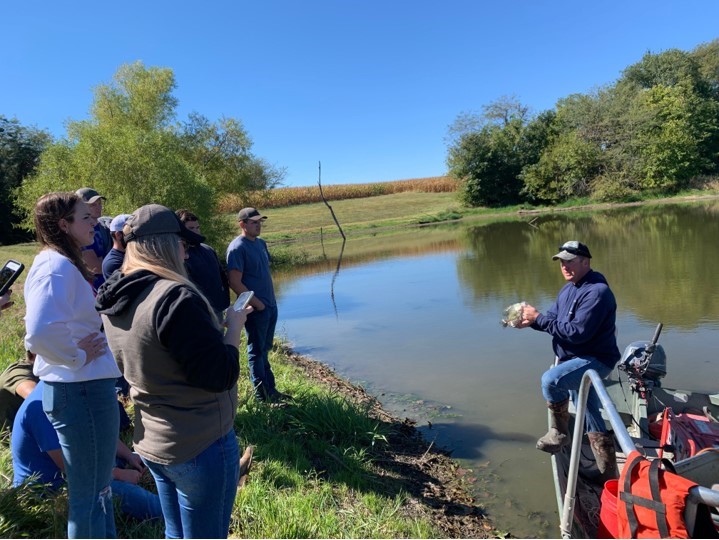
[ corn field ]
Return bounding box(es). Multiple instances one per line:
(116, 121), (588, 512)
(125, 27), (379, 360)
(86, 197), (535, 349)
(218, 176), (459, 212)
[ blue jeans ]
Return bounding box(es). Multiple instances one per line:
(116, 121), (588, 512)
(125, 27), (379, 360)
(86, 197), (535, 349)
(245, 305), (278, 400)
(541, 357), (613, 434)
(111, 480), (162, 521)
(43, 379), (120, 539)
(142, 430), (239, 538)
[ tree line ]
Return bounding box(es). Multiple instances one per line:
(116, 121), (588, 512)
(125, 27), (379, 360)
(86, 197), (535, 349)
(447, 39), (719, 207)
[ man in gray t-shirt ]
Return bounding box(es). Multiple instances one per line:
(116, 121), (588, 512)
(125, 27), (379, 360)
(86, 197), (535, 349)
(226, 208), (290, 403)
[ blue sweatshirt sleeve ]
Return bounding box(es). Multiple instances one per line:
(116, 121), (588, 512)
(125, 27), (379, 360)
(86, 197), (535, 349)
(533, 284), (613, 345)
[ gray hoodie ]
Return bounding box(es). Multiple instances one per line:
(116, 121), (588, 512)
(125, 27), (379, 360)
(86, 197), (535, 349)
(96, 270), (239, 464)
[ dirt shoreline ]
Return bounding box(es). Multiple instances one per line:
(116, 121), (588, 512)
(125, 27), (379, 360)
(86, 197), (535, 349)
(279, 344), (496, 539)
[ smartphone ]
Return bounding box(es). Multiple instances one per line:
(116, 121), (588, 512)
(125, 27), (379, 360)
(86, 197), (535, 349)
(0, 259), (25, 296)
(233, 291), (254, 312)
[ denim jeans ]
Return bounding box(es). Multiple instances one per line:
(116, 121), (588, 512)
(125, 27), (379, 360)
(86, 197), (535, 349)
(245, 305), (278, 400)
(142, 430), (239, 539)
(541, 356), (613, 434)
(110, 480), (162, 521)
(43, 378), (120, 539)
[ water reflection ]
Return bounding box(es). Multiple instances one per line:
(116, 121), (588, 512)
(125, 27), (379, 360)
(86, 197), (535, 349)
(456, 202), (719, 329)
(273, 201), (719, 538)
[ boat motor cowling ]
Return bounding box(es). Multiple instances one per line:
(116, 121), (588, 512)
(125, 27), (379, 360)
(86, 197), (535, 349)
(620, 340), (667, 383)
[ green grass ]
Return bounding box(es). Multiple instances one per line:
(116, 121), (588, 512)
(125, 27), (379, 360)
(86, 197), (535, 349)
(0, 241), (450, 539)
(230, 361), (438, 538)
(0, 244), (35, 365)
(237, 191), (465, 243)
(0, 340), (445, 538)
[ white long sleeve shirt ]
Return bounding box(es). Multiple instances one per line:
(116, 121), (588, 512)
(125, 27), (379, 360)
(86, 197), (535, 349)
(24, 249), (121, 382)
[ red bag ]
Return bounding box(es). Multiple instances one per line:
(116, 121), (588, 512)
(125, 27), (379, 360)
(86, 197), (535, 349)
(617, 451), (695, 538)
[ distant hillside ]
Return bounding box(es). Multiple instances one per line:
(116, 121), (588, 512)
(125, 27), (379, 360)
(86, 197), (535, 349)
(218, 176), (458, 212)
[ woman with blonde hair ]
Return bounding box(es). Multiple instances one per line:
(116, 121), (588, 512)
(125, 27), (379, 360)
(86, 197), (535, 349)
(24, 192), (122, 538)
(96, 204), (251, 539)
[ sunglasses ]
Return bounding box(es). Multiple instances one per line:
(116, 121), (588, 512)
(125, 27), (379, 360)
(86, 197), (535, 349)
(559, 245), (587, 257)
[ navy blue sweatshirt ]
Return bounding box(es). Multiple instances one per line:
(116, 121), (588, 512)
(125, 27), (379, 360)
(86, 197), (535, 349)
(532, 269), (620, 367)
(185, 244), (230, 315)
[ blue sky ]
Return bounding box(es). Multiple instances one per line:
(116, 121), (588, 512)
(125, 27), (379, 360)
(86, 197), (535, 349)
(3, 1), (718, 187)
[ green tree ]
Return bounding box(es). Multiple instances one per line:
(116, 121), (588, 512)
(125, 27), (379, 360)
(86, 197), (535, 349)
(179, 113), (284, 195)
(629, 84), (708, 191)
(690, 39), (719, 91)
(0, 117), (51, 244)
(521, 131), (601, 203)
(447, 96), (548, 207)
(690, 39), (719, 174)
(525, 88), (640, 202)
(615, 47), (719, 190)
(622, 49), (708, 93)
(619, 47), (719, 187)
(17, 62), (283, 244)
(448, 126), (517, 207)
(450, 40), (719, 206)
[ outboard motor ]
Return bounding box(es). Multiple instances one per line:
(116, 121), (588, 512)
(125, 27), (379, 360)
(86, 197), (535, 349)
(620, 341), (667, 381)
(619, 323), (666, 398)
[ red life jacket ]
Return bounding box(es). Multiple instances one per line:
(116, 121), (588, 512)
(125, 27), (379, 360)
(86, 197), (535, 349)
(617, 451), (695, 538)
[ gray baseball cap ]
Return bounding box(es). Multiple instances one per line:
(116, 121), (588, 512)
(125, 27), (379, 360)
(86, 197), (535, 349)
(552, 240), (592, 261)
(237, 207), (267, 222)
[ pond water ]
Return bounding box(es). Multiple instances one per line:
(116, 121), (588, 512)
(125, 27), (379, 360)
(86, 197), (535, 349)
(272, 201), (719, 538)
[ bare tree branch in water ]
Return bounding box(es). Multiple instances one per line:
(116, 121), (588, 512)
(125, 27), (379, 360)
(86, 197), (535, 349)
(330, 238), (346, 319)
(317, 162), (346, 317)
(318, 161), (345, 241)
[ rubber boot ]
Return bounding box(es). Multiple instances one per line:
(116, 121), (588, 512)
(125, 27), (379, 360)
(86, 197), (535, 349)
(588, 432), (618, 481)
(536, 399), (570, 453)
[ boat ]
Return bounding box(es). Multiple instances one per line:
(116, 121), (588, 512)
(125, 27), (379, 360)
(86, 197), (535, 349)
(550, 324), (719, 538)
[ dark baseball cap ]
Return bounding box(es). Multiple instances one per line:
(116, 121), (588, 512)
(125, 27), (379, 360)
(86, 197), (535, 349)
(76, 187), (106, 204)
(552, 240), (592, 261)
(237, 207), (267, 222)
(124, 204), (205, 245)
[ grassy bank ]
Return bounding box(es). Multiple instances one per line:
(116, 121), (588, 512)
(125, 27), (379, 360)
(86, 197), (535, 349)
(0, 340), (488, 537)
(0, 244), (492, 538)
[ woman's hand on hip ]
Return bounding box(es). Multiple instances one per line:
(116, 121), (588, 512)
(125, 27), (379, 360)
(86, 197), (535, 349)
(78, 332), (107, 362)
